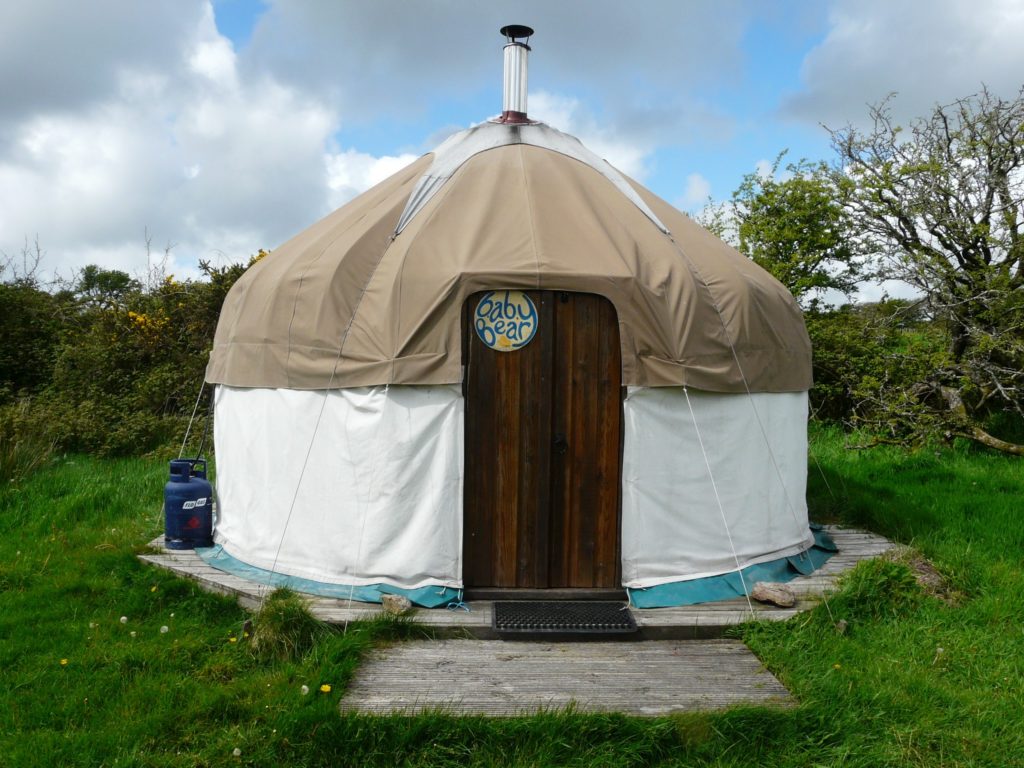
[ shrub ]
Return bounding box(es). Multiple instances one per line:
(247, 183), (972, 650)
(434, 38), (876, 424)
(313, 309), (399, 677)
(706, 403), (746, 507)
(0, 280), (63, 402)
(807, 300), (949, 430)
(0, 256), (257, 460)
(828, 558), (923, 624)
(0, 400), (54, 484)
(249, 588), (334, 662)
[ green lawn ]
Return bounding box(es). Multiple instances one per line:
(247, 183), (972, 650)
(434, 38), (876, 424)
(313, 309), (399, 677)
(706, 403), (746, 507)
(1, 428), (1022, 767)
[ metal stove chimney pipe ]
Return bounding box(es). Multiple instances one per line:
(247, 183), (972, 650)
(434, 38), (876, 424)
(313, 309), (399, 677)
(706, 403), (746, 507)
(499, 25), (534, 124)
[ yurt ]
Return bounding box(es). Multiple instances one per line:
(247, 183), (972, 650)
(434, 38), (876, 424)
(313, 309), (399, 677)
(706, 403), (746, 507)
(201, 26), (834, 609)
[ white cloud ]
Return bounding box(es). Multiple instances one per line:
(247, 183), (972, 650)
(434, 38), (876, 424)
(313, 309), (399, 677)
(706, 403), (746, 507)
(677, 173), (712, 212)
(0, 1), (205, 123)
(245, 1), (753, 121)
(5, 0), (1019, 289)
(325, 150), (418, 209)
(188, 33), (238, 88)
(0, 1), (769, 281)
(785, 0), (1024, 125)
(530, 91), (651, 179)
(0, 0), (417, 280)
(853, 279), (921, 304)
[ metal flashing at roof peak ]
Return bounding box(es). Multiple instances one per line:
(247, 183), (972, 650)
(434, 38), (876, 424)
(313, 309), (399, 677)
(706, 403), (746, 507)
(393, 121), (670, 236)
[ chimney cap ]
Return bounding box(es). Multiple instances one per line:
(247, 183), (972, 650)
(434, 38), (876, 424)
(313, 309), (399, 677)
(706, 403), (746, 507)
(500, 25), (534, 44)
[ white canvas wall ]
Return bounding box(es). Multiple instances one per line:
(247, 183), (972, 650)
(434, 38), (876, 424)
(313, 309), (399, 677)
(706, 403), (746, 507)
(213, 385), (811, 591)
(213, 384), (464, 589)
(620, 387), (813, 588)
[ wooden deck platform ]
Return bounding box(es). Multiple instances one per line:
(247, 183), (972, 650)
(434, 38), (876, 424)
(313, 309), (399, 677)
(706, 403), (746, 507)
(139, 526), (894, 639)
(338, 638), (791, 716)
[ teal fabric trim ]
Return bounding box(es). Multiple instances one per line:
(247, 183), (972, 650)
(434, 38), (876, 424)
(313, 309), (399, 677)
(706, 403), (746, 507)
(812, 527), (838, 551)
(195, 530), (839, 610)
(627, 538), (836, 609)
(194, 545), (460, 608)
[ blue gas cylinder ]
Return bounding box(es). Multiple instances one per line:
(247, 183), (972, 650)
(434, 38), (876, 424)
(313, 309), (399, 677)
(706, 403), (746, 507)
(164, 458), (213, 550)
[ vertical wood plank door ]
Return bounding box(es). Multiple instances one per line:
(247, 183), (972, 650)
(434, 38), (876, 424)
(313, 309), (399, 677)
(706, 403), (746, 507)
(463, 291), (622, 589)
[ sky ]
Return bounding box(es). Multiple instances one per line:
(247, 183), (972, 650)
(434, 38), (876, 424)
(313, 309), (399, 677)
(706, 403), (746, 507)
(1, 0), (1023, 290)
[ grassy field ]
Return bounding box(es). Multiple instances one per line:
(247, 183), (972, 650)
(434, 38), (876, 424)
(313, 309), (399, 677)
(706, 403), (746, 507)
(1, 427), (1022, 767)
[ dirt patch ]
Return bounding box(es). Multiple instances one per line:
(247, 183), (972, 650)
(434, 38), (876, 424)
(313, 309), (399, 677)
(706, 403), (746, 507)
(881, 545), (959, 604)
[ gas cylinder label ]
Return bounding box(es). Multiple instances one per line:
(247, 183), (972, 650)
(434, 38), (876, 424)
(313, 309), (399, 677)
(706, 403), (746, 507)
(182, 498), (207, 510)
(474, 291), (538, 351)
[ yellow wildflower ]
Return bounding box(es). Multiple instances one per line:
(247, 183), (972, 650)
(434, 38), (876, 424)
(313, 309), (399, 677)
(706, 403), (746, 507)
(319, 684), (332, 693)
(60, 659), (68, 666)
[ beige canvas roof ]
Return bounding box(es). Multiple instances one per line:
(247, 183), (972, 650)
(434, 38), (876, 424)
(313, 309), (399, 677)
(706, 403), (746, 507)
(206, 122), (811, 393)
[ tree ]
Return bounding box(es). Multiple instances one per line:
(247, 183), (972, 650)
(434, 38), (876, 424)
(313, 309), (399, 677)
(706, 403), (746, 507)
(802, 299), (943, 425)
(75, 265), (141, 309)
(829, 87), (1024, 454)
(731, 154), (865, 309)
(0, 279), (62, 401)
(0, 239), (63, 401)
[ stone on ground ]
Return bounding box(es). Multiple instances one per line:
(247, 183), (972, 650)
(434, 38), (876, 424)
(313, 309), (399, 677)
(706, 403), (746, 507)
(750, 582), (797, 608)
(381, 594), (413, 615)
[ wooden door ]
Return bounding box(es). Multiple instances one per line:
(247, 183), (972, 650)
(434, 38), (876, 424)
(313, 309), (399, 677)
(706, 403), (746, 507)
(463, 290), (622, 590)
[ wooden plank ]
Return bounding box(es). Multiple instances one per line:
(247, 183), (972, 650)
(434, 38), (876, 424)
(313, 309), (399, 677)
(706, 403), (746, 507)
(550, 291), (576, 586)
(568, 291), (595, 585)
(596, 295), (624, 588)
(493, 338), (520, 585)
(464, 587), (626, 601)
(339, 639), (791, 716)
(462, 293), (492, 586)
(516, 292), (555, 587)
(549, 293), (622, 588)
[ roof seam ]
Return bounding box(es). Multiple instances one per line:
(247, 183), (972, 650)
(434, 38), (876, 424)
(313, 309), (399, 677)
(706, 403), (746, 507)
(388, 154), (472, 372)
(515, 144), (544, 289)
(283, 161), (427, 388)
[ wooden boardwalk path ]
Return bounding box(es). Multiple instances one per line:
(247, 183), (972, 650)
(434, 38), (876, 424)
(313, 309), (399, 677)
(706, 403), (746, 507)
(338, 638), (790, 716)
(139, 527), (894, 715)
(139, 526), (894, 638)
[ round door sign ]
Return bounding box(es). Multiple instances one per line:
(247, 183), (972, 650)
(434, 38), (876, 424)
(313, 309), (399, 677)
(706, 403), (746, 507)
(474, 290), (538, 351)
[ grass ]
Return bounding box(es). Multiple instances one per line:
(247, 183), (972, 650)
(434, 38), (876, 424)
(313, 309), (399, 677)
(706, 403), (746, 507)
(0, 400), (55, 484)
(0, 429), (1022, 766)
